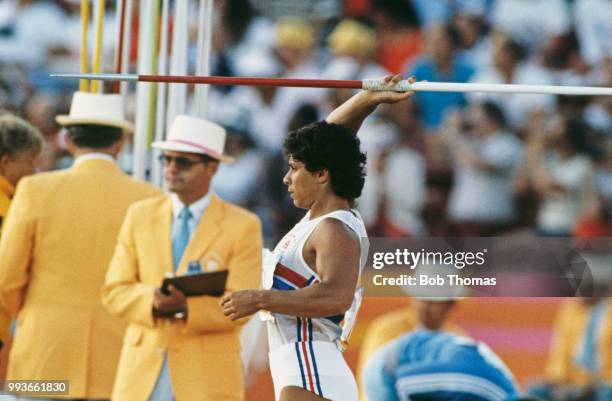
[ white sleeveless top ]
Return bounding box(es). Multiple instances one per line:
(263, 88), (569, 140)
(263, 209), (369, 352)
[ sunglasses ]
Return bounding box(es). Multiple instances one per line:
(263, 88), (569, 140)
(158, 154), (207, 170)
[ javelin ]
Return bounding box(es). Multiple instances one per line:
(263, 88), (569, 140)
(50, 73), (612, 96)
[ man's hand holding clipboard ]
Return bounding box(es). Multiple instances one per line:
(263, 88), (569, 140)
(154, 270), (229, 320)
(161, 270), (229, 297)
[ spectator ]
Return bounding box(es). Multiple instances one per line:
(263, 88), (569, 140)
(525, 115), (597, 236)
(407, 23), (475, 132)
(250, 0), (341, 21)
(0, 65), (29, 111)
(212, 126), (264, 207)
(543, 32), (594, 87)
(275, 16), (325, 105)
(225, 19), (322, 154)
(574, 138), (612, 237)
(0, 0), (66, 68)
(320, 41), (387, 140)
(371, 0), (421, 74)
(528, 298), (612, 401)
(357, 297), (463, 401)
(468, 33), (556, 129)
(274, 17), (317, 77)
(359, 99), (427, 236)
(573, 0), (612, 67)
(583, 64), (612, 135)
(21, 92), (65, 171)
(411, 0), (492, 27)
(454, 13), (491, 70)
(210, 0), (276, 81)
(443, 102), (523, 236)
(224, 49), (292, 153)
(490, 0), (571, 56)
(584, 94), (612, 136)
(364, 330), (521, 401)
(324, 19), (388, 80)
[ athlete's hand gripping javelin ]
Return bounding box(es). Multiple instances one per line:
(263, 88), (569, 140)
(326, 74), (417, 134)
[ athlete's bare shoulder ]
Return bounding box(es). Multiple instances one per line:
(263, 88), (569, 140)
(312, 217), (359, 245)
(303, 216), (360, 275)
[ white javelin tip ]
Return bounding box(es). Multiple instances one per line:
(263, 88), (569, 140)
(50, 73), (138, 82)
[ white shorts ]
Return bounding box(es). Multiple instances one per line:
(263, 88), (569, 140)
(269, 340), (358, 401)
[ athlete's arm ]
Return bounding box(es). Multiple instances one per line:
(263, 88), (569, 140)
(326, 75), (416, 135)
(220, 218), (360, 320)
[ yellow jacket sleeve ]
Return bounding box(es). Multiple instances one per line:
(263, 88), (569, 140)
(101, 206), (156, 328)
(0, 179), (35, 342)
(545, 301), (574, 382)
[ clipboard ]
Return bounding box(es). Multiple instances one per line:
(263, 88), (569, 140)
(161, 270), (229, 297)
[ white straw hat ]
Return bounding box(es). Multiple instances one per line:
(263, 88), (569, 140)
(152, 115), (234, 163)
(56, 91), (133, 133)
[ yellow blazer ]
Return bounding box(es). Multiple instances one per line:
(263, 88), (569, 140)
(0, 158), (162, 398)
(0, 174), (14, 233)
(0, 174), (15, 343)
(101, 194), (262, 401)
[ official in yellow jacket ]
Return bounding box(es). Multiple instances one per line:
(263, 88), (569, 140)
(0, 92), (163, 400)
(0, 114), (43, 349)
(102, 115), (262, 401)
(531, 298), (612, 400)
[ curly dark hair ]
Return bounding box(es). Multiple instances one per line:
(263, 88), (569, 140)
(284, 121), (367, 201)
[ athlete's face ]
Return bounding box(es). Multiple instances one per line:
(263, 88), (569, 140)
(283, 157), (320, 209)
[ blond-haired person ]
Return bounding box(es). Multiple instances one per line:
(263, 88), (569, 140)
(0, 113), (43, 361)
(0, 114), (43, 233)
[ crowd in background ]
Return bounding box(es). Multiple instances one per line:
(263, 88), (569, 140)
(1, 0), (611, 246)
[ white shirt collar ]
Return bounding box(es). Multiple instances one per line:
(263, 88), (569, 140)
(74, 153), (116, 165)
(171, 191), (213, 224)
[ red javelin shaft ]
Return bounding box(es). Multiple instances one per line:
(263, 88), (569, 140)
(51, 73), (365, 89)
(139, 74), (363, 89)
